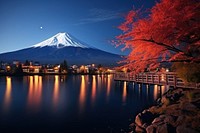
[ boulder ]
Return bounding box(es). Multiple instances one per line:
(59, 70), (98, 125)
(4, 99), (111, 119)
(135, 125), (145, 133)
(156, 123), (175, 133)
(161, 96), (171, 106)
(152, 117), (164, 125)
(163, 115), (177, 126)
(173, 92), (182, 101)
(135, 110), (156, 127)
(135, 113), (143, 127)
(176, 125), (199, 133)
(175, 115), (185, 126)
(146, 125), (156, 133)
(129, 123), (136, 131)
(142, 123), (149, 129)
(156, 98), (162, 105)
(182, 102), (197, 111)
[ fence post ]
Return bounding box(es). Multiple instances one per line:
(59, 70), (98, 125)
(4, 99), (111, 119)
(166, 74), (168, 85)
(174, 75), (177, 88)
(152, 74), (154, 83)
(146, 74), (148, 83)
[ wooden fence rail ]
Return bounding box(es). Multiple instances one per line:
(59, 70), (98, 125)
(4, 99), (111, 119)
(114, 72), (199, 89)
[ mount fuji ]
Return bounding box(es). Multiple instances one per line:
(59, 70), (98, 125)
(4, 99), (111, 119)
(0, 32), (123, 66)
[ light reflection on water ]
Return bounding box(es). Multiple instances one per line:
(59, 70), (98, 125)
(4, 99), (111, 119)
(0, 75), (170, 133)
(3, 76), (12, 111)
(79, 75), (86, 112)
(27, 76), (42, 112)
(153, 84), (168, 100)
(53, 75), (59, 108)
(122, 81), (127, 102)
(106, 75), (111, 97)
(91, 75), (96, 105)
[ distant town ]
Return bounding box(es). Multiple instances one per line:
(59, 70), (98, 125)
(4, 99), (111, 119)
(0, 60), (115, 76)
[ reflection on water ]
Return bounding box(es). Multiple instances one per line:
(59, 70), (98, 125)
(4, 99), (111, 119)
(0, 75), (169, 133)
(154, 85), (168, 100)
(146, 85), (150, 99)
(122, 82), (127, 102)
(4, 77), (12, 111)
(53, 75), (60, 108)
(91, 75), (96, 104)
(27, 76), (42, 112)
(161, 85), (166, 95)
(79, 75), (86, 112)
(107, 75), (111, 97)
(97, 75), (102, 89)
(154, 85), (159, 100)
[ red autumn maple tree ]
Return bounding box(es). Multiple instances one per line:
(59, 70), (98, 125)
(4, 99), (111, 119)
(116, 0), (200, 73)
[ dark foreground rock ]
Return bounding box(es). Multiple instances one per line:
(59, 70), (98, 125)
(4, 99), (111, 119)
(129, 88), (200, 133)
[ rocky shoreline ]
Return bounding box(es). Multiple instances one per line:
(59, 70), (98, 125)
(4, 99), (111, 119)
(129, 88), (200, 133)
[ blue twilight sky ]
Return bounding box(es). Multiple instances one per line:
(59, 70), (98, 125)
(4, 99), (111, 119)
(0, 0), (155, 55)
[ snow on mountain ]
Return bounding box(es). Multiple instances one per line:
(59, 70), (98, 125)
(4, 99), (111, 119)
(33, 32), (91, 48)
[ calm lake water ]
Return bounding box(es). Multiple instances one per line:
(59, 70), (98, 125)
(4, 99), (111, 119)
(0, 75), (168, 133)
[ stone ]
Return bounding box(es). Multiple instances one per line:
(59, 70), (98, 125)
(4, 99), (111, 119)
(161, 96), (171, 106)
(176, 125), (199, 133)
(129, 123), (136, 131)
(159, 115), (166, 119)
(135, 113), (143, 127)
(182, 102), (197, 111)
(156, 123), (175, 133)
(142, 123), (149, 129)
(152, 117), (164, 125)
(172, 93), (180, 101)
(163, 115), (176, 126)
(135, 111), (156, 127)
(175, 116), (185, 126)
(141, 110), (156, 124)
(129, 123), (136, 127)
(135, 125), (145, 133)
(149, 106), (158, 112)
(156, 98), (162, 105)
(142, 109), (148, 114)
(146, 125), (156, 133)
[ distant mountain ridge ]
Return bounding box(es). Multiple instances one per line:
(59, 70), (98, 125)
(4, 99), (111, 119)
(0, 32), (123, 66)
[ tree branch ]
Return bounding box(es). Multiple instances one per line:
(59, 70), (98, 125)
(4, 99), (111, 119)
(131, 38), (194, 58)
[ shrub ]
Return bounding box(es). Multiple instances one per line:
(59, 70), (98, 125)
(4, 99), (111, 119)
(172, 62), (200, 83)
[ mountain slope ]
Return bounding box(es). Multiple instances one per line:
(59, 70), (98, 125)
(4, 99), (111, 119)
(33, 32), (92, 48)
(0, 32), (123, 66)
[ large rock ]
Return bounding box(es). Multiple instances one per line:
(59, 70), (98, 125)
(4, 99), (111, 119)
(148, 115), (176, 133)
(142, 123), (149, 129)
(135, 113), (143, 127)
(135, 125), (145, 133)
(175, 115), (185, 126)
(156, 123), (175, 133)
(176, 125), (199, 133)
(152, 117), (164, 125)
(135, 110), (156, 127)
(129, 123), (136, 131)
(182, 102), (198, 111)
(146, 125), (156, 133)
(163, 115), (177, 126)
(161, 96), (171, 107)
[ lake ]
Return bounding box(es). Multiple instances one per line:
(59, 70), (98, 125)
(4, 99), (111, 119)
(0, 75), (168, 133)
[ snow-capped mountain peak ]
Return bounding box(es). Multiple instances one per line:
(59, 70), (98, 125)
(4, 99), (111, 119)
(33, 32), (91, 48)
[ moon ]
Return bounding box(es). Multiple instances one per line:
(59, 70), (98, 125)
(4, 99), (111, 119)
(40, 26), (43, 30)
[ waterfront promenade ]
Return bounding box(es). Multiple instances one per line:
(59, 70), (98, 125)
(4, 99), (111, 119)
(114, 72), (199, 89)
